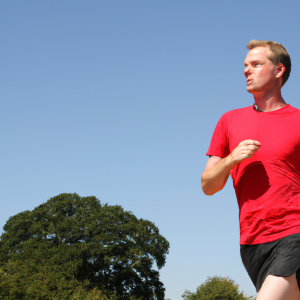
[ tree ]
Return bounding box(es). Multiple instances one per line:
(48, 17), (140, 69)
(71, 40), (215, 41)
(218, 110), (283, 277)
(0, 193), (169, 300)
(182, 276), (255, 300)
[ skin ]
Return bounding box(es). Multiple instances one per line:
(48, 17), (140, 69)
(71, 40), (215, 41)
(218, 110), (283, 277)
(244, 46), (287, 111)
(256, 274), (300, 300)
(201, 46), (300, 299)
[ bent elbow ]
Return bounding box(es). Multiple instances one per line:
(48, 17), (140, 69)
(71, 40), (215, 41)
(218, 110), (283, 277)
(201, 179), (215, 196)
(201, 177), (221, 196)
(202, 188), (215, 196)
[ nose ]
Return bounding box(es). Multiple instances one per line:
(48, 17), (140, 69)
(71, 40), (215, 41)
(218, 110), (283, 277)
(244, 66), (251, 77)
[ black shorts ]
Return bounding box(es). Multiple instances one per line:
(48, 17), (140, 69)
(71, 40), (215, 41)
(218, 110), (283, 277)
(240, 233), (300, 292)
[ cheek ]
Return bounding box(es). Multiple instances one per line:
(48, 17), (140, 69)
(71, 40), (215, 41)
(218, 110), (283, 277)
(257, 68), (273, 82)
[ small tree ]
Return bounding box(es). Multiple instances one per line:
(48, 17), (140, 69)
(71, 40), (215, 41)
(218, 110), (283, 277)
(0, 193), (169, 300)
(182, 276), (255, 300)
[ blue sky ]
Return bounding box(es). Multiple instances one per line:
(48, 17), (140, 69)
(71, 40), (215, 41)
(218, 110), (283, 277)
(1, 1), (300, 299)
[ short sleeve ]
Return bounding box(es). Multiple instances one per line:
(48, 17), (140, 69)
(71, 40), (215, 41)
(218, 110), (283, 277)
(206, 114), (230, 158)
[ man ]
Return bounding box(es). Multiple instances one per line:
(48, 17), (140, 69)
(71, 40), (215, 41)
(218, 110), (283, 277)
(201, 40), (300, 300)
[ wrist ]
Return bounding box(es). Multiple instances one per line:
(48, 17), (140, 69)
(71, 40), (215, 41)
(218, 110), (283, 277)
(224, 154), (235, 170)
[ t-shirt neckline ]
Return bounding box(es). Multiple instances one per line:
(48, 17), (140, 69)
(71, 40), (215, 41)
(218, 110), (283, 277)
(252, 104), (292, 114)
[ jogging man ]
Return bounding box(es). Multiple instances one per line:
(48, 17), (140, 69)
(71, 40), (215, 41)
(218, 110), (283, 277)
(201, 40), (300, 300)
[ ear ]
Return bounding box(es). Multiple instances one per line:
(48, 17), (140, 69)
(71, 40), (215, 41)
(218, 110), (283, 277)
(276, 63), (285, 78)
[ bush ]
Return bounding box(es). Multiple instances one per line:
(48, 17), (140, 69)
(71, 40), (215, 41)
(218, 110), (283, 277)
(182, 276), (255, 300)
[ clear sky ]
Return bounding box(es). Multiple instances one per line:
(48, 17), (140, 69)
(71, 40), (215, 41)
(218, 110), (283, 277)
(1, 1), (300, 299)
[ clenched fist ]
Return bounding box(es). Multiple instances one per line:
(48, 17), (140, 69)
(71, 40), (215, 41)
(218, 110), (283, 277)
(228, 139), (261, 168)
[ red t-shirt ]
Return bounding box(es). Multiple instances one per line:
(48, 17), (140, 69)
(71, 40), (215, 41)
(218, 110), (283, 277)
(207, 104), (300, 245)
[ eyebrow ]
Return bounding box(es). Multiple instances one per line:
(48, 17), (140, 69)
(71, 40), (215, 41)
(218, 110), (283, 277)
(244, 60), (262, 66)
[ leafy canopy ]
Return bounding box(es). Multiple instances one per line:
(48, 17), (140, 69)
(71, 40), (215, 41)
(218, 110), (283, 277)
(0, 193), (169, 300)
(182, 276), (255, 300)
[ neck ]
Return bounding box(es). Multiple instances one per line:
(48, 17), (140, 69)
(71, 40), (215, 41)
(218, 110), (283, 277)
(253, 89), (286, 112)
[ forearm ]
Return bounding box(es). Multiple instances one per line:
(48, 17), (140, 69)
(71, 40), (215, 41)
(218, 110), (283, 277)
(201, 155), (233, 196)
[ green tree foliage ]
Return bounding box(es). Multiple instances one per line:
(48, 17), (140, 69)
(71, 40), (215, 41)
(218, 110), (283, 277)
(182, 276), (255, 300)
(0, 193), (169, 300)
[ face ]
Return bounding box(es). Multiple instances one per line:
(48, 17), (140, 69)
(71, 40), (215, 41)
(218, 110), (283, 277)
(244, 46), (278, 93)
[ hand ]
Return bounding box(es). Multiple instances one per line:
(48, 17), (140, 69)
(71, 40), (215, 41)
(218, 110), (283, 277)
(228, 139), (261, 168)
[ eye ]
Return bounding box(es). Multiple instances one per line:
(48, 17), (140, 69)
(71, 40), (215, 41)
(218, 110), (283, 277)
(255, 63), (261, 66)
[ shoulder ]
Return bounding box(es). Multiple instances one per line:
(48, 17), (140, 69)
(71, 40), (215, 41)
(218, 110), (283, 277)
(288, 105), (300, 113)
(223, 106), (252, 116)
(220, 106), (252, 122)
(211, 107), (252, 135)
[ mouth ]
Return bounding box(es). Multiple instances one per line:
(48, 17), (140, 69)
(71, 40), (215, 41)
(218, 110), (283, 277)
(247, 79), (253, 84)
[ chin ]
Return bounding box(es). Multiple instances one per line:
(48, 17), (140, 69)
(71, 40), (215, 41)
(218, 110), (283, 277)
(246, 87), (255, 94)
(247, 85), (263, 94)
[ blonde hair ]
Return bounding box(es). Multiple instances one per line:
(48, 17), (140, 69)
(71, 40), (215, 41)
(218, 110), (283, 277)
(246, 40), (291, 87)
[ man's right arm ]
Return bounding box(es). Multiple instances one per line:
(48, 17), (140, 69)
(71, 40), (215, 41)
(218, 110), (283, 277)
(201, 139), (261, 196)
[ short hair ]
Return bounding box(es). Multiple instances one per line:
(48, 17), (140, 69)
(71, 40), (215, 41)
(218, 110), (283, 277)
(246, 40), (291, 87)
